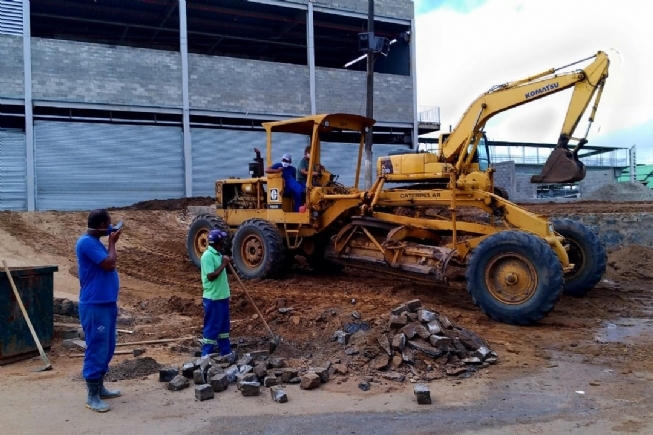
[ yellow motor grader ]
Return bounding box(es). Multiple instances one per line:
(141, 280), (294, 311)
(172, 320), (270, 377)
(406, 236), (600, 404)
(187, 51), (610, 325)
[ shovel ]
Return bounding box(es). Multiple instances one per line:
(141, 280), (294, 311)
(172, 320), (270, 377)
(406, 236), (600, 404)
(2, 260), (53, 372)
(227, 263), (281, 354)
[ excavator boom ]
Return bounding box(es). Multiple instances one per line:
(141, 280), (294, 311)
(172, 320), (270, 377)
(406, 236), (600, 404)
(441, 51), (610, 184)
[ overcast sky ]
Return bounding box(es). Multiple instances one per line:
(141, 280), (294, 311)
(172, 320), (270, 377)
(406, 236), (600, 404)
(413, 0), (651, 163)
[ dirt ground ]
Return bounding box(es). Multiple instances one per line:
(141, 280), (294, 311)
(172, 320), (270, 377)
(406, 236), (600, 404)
(2, 199), (653, 434)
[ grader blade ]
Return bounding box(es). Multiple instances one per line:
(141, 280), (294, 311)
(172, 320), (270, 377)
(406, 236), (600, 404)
(531, 148), (587, 184)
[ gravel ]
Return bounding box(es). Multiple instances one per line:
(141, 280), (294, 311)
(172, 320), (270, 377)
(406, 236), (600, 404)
(584, 182), (653, 202)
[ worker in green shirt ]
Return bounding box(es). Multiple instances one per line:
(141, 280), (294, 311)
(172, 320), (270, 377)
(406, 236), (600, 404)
(200, 229), (234, 359)
(297, 145), (319, 186)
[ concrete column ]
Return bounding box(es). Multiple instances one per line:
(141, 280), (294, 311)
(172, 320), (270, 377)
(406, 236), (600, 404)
(307, 1), (316, 115)
(23, 0), (35, 211)
(179, 0), (193, 197)
(410, 18), (418, 150)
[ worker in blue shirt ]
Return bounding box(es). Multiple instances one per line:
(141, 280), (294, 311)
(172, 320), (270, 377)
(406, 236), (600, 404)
(266, 153), (305, 212)
(75, 209), (122, 413)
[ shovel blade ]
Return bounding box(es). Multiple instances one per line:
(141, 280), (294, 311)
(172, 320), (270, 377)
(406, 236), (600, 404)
(531, 148), (587, 184)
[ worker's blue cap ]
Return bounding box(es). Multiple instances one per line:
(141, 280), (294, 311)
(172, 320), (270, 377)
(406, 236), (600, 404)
(208, 230), (228, 243)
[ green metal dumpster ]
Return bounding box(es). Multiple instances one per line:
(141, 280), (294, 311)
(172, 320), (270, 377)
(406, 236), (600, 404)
(0, 265), (59, 365)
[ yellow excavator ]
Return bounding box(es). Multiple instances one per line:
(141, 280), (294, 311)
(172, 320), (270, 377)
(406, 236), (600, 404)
(186, 51), (610, 326)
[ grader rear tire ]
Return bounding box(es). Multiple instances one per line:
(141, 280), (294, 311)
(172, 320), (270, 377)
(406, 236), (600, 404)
(465, 231), (564, 325)
(232, 219), (286, 280)
(552, 218), (607, 297)
(187, 214), (232, 268)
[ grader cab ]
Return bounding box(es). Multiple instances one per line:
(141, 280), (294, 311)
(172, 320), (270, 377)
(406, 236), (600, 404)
(186, 112), (607, 326)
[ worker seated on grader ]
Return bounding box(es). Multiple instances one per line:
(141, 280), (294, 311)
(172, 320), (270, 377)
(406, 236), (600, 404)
(265, 153), (306, 212)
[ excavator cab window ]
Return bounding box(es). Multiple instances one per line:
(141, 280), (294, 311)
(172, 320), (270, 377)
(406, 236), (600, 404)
(466, 136), (490, 171)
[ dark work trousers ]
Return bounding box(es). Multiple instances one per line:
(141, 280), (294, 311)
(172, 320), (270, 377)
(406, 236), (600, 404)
(79, 302), (118, 381)
(202, 297), (231, 357)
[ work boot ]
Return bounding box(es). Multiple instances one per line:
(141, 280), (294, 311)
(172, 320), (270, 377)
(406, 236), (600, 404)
(85, 379), (110, 413)
(99, 376), (122, 399)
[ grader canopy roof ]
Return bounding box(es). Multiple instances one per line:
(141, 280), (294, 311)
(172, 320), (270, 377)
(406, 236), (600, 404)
(262, 113), (375, 135)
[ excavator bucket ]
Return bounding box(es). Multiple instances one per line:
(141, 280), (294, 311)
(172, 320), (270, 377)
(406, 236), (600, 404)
(531, 148), (587, 184)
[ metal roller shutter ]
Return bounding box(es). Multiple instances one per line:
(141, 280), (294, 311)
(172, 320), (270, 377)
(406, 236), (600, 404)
(34, 121), (184, 211)
(0, 0), (23, 36)
(0, 128), (27, 211)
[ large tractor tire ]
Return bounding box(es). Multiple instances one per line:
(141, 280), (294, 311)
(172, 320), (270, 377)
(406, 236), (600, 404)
(232, 219), (286, 280)
(187, 214), (232, 268)
(552, 218), (607, 297)
(465, 231), (564, 325)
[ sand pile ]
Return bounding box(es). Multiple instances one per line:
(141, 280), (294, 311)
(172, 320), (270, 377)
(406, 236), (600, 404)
(584, 182), (653, 202)
(607, 245), (653, 282)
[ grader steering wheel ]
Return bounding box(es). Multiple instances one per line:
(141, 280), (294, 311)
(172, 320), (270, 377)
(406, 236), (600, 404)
(312, 163), (326, 185)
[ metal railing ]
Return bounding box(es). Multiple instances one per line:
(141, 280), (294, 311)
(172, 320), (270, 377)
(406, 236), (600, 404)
(490, 147), (630, 168)
(417, 105), (440, 125)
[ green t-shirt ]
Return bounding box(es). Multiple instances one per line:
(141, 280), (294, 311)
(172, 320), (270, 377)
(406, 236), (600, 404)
(200, 246), (230, 300)
(297, 157), (309, 185)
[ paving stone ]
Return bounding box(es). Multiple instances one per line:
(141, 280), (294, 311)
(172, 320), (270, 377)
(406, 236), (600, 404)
(389, 314), (408, 329)
(288, 377), (302, 384)
(239, 364), (253, 375)
(263, 376), (279, 387)
(358, 381), (371, 391)
(429, 335), (452, 348)
(486, 357), (498, 365)
(193, 369), (205, 385)
(300, 373), (321, 390)
(401, 323), (421, 340)
(167, 375), (189, 391)
(237, 355), (253, 368)
(207, 366), (224, 379)
(473, 346), (491, 361)
(240, 381), (261, 397)
(281, 368), (299, 383)
(462, 357), (483, 365)
(249, 350), (269, 361)
(253, 363), (268, 379)
(426, 320), (442, 335)
(159, 367), (178, 382)
(407, 340), (443, 358)
(269, 357), (286, 368)
(225, 366), (239, 383)
(376, 334), (392, 356)
(401, 347), (415, 365)
(438, 315), (453, 329)
(391, 354), (403, 369)
(195, 384), (214, 401)
(414, 384), (431, 404)
(313, 367), (330, 383)
(237, 373), (258, 389)
(382, 372), (406, 382)
(391, 303), (408, 315)
(270, 386), (288, 403)
(344, 347), (359, 356)
(417, 309), (437, 323)
(210, 373), (229, 392)
(392, 333), (406, 351)
(446, 367), (468, 376)
(406, 299), (422, 312)
(415, 325), (431, 340)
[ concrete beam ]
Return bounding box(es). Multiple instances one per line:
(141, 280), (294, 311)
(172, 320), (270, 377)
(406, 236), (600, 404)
(179, 0), (193, 197)
(23, 0), (35, 212)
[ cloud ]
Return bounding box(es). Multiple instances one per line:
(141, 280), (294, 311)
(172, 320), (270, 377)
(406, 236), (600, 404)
(414, 0), (652, 162)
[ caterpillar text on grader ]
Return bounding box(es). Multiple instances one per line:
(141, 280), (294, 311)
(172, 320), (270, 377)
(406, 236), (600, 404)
(187, 51), (610, 325)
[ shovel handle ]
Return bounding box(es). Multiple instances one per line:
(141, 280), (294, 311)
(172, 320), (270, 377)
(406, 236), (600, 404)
(227, 263), (276, 340)
(2, 260), (52, 368)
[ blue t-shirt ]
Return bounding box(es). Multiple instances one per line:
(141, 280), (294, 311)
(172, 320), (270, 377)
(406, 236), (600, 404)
(75, 235), (120, 304)
(270, 162), (297, 181)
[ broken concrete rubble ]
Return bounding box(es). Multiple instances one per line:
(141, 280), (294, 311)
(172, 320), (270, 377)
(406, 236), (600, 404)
(300, 373), (321, 390)
(270, 386), (288, 403)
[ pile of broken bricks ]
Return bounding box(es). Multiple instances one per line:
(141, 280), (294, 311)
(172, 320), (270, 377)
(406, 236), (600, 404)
(333, 299), (498, 380)
(158, 350), (333, 403)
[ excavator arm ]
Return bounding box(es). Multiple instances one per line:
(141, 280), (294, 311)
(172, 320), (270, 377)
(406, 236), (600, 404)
(441, 51), (610, 184)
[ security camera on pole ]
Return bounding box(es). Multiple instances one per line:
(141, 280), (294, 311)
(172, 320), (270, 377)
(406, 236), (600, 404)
(358, 0), (390, 189)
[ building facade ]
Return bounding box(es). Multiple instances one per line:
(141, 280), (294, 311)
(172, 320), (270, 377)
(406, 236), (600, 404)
(1, 0), (436, 211)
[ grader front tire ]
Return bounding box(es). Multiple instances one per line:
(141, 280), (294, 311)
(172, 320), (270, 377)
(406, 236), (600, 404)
(232, 219), (286, 280)
(552, 218), (607, 297)
(187, 214), (232, 268)
(465, 231), (564, 325)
